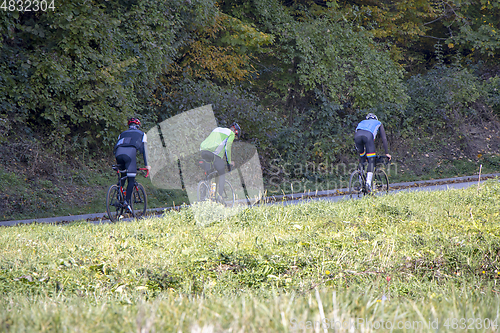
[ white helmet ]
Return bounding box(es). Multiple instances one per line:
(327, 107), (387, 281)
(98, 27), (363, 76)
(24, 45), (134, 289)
(366, 113), (378, 120)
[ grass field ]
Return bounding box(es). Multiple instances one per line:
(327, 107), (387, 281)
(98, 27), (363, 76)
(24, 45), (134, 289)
(2, 180), (500, 332)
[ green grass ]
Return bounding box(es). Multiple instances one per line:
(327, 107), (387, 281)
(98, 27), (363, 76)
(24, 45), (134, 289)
(1, 180), (500, 331)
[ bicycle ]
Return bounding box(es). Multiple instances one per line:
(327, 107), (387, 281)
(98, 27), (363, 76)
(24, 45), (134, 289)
(196, 159), (236, 207)
(106, 165), (149, 222)
(349, 156), (390, 199)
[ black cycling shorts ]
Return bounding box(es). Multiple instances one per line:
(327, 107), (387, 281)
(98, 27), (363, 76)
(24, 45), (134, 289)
(354, 130), (376, 159)
(115, 146), (137, 177)
(200, 150), (226, 176)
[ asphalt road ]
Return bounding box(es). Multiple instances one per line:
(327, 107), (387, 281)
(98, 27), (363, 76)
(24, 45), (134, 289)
(277, 180), (488, 206)
(1, 173), (498, 227)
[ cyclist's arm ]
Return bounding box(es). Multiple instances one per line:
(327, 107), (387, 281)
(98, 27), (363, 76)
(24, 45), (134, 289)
(379, 124), (389, 155)
(142, 141), (149, 165)
(225, 133), (235, 166)
(143, 144), (151, 168)
(113, 133), (122, 155)
(141, 132), (151, 171)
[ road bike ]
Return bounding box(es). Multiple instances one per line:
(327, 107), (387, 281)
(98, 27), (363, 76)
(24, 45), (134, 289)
(197, 159), (235, 207)
(106, 165), (149, 222)
(349, 156), (390, 199)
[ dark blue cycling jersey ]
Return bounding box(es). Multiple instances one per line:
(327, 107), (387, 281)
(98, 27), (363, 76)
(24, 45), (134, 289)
(114, 125), (149, 205)
(114, 127), (149, 166)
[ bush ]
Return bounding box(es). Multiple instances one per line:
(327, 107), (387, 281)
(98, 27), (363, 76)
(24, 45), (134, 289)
(404, 47), (499, 133)
(155, 79), (281, 151)
(0, 0), (213, 155)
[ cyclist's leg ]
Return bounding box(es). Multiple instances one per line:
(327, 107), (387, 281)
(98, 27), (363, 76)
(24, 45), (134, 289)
(116, 147), (136, 204)
(364, 133), (376, 186)
(354, 131), (367, 171)
(213, 155), (226, 199)
(125, 160), (137, 205)
(115, 154), (128, 188)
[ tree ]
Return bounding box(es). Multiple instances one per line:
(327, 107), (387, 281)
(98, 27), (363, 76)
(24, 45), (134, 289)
(333, 0), (500, 70)
(0, 0), (214, 152)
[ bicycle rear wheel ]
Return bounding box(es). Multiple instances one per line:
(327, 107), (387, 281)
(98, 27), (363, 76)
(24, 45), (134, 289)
(197, 181), (210, 202)
(132, 183), (147, 218)
(349, 170), (364, 199)
(106, 185), (123, 222)
(372, 169), (389, 196)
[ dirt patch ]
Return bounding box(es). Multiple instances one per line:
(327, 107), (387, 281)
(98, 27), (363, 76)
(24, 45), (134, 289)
(389, 106), (500, 178)
(459, 116), (500, 158)
(0, 138), (113, 221)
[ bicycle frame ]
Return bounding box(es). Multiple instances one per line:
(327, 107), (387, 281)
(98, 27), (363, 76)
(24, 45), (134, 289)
(114, 167), (136, 198)
(357, 166), (369, 194)
(106, 165), (149, 222)
(349, 156), (390, 198)
(197, 159), (235, 207)
(204, 169), (221, 201)
(113, 165), (149, 196)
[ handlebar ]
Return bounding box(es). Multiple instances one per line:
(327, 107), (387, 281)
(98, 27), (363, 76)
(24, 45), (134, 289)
(138, 167), (150, 178)
(112, 165), (149, 178)
(375, 155), (391, 165)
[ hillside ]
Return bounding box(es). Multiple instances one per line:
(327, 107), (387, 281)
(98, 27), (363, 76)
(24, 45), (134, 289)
(1, 112), (500, 222)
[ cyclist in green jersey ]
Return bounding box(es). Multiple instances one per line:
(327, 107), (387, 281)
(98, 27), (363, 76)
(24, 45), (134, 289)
(200, 122), (241, 198)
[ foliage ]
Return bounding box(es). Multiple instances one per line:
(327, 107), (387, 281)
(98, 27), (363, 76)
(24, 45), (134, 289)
(328, 0), (500, 72)
(443, 0), (500, 57)
(167, 12), (273, 85)
(0, 0), (214, 153)
(292, 16), (408, 109)
(155, 79), (280, 150)
(404, 44), (500, 132)
(244, 0), (409, 107)
(482, 75), (500, 115)
(270, 92), (352, 179)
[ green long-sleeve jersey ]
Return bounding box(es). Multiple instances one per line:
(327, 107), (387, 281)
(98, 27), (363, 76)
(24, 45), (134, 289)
(200, 127), (235, 164)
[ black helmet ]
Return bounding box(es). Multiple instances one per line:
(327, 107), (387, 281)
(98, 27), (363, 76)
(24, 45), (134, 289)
(230, 122), (241, 138)
(366, 113), (378, 120)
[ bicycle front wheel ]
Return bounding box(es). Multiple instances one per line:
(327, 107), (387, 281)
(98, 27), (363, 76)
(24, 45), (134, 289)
(106, 185), (123, 222)
(372, 169), (389, 196)
(132, 183), (147, 218)
(219, 180), (235, 207)
(197, 181), (210, 202)
(349, 170), (364, 199)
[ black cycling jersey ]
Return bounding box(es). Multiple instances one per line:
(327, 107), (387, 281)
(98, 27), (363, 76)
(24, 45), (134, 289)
(114, 127), (149, 165)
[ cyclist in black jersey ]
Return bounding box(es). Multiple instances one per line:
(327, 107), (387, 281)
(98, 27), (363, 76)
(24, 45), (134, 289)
(354, 113), (391, 192)
(113, 117), (151, 210)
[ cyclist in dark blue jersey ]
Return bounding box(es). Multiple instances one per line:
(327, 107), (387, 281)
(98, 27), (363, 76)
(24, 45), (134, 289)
(113, 117), (151, 211)
(354, 113), (391, 192)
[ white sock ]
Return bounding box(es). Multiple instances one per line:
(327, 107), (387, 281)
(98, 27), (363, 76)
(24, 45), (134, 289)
(366, 172), (373, 186)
